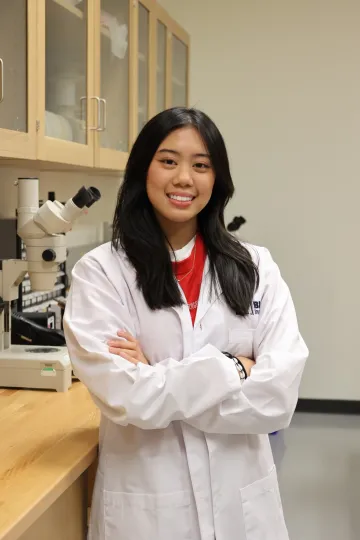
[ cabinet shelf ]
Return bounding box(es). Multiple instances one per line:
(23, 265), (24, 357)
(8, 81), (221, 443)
(53, 0), (82, 18)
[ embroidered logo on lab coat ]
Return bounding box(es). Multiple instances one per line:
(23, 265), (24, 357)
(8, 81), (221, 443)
(252, 301), (261, 315)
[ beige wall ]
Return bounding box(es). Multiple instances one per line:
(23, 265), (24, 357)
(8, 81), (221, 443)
(160, 0), (360, 400)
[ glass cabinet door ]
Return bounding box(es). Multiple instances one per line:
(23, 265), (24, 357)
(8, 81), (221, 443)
(0, 0), (27, 133)
(156, 21), (166, 114)
(99, 0), (129, 153)
(138, 2), (149, 132)
(45, 0), (88, 144)
(172, 36), (188, 107)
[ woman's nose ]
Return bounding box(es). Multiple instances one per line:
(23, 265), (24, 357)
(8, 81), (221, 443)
(174, 165), (193, 186)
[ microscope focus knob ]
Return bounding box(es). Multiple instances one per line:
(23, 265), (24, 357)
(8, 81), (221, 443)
(42, 249), (57, 262)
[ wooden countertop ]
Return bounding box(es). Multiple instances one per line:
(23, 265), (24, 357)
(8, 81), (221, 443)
(0, 382), (100, 540)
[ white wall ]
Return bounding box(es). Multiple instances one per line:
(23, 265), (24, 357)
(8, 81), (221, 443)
(160, 0), (360, 400)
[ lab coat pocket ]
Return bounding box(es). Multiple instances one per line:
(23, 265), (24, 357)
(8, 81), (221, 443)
(240, 467), (289, 540)
(228, 328), (254, 358)
(104, 490), (193, 540)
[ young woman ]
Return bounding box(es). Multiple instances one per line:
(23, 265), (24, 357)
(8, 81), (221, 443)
(64, 107), (308, 540)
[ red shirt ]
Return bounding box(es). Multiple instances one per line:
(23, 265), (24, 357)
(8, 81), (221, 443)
(172, 235), (207, 325)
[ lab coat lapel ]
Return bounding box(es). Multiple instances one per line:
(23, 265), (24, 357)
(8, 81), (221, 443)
(195, 258), (222, 327)
(172, 286), (193, 356)
(171, 258), (222, 350)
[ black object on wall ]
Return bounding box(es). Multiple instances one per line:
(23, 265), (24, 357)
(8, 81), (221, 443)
(296, 399), (360, 415)
(227, 215), (246, 232)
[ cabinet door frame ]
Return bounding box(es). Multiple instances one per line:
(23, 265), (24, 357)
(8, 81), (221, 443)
(94, 0), (155, 169)
(0, 0), (37, 160)
(136, 0), (154, 133)
(150, 12), (167, 117)
(36, 0), (96, 167)
(94, 0), (132, 171)
(148, 9), (157, 119)
(153, 3), (190, 110)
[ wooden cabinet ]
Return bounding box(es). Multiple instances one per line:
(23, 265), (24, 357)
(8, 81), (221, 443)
(154, 3), (189, 110)
(17, 473), (88, 540)
(0, 1), (37, 160)
(0, 0), (189, 172)
(95, 0), (131, 170)
(0, 382), (100, 540)
(36, 0), (96, 168)
(171, 34), (189, 107)
(155, 18), (167, 114)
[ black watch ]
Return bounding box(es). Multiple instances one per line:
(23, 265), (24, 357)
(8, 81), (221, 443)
(222, 352), (247, 381)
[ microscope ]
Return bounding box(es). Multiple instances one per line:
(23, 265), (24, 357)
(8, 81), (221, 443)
(0, 177), (101, 392)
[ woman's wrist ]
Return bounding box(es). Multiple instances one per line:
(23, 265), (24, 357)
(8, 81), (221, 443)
(222, 352), (247, 381)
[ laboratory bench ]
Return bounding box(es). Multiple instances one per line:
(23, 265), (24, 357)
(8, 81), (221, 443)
(0, 382), (100, 540)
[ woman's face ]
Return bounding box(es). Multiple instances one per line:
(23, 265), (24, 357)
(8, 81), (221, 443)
(146, 127), (215, 228)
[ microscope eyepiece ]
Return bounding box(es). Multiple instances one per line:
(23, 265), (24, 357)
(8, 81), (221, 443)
(86, 187), (101, 208)
(72, 186), (101, 209)
(72, 187), (93, 209)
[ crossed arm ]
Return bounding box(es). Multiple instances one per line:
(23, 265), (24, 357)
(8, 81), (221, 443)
(107, 330), (256, 378)
(64, 251), (308, 435)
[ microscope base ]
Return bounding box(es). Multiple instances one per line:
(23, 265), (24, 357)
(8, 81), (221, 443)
(0, 345), (72, 392)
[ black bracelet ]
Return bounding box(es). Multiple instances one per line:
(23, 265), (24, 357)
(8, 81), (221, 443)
(222, 351), (248, 380)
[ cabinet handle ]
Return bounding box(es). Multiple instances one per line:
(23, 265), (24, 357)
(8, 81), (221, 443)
(0, 59), (4, 103)
(98, 98), (107, 132)
(80, 96), (101, 130)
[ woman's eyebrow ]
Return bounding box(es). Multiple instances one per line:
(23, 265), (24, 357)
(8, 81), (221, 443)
(157, 148), (180, 155)
(157, 148), (210, 158)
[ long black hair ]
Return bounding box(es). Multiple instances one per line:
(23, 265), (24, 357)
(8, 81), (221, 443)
(112, 107), (259, 316)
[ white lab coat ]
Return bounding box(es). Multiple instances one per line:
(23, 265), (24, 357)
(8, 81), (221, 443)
(64, 241), (308, 540)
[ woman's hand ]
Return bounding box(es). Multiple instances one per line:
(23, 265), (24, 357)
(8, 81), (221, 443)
(108, 330), (149, 365)
(237, 356), (256, 378)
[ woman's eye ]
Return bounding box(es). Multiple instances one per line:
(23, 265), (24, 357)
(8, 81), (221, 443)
(194, 162), (210, 170)
(161, 159), (176, 166)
